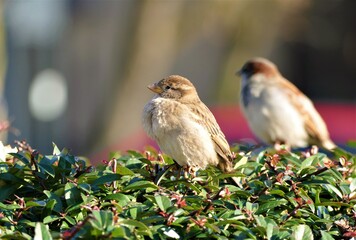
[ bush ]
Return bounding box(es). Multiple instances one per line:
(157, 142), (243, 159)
(0, 141), (355, 239)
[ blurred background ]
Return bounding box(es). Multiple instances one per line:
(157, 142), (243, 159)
(1, 0), (355, 162)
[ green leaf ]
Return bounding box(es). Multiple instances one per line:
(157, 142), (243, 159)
(1, 142), (355, 238)
(138, 157), (153, 167)
(256, 199), (287, 214)
(129, 206), (141, 219)
(91, 210), (113, 230)
(269, 189), (285, 197)
(320, 230), (334, 240)
(298, 166), (317, 177)
(327, 169), (343, 182)
(123, 180), (159, 192)
(300, 155), (318, 169)
(291, 224), (314, 240)
(0, 172), (27, 184)
(301, 180), (330, 185)
(42, 199), (57, 217)
(43, 215), (60, 224)
(52, 142), (61, 155)
(162, 227), (181, 239)
(205, 222), (221, 233)
(217, 172), (245, 179)
(254, 215), (267, 228)
(92, 173), (121, 185)
(0, 183), (22, 202)
(155, 195), (171, 212)
(323, 184), (343, 199)
(266, 222), (275, 240)
(316, 202), (352, 207)
(109, 151), (121, 160)
(26, 201), (46, 207)
(316, 206), (330, 219)
(34, 222), (52, 240)
(65, 215), (76, 225)
(350, 178), (356, 192)
(0, 202), (21, 210)
(9, 153), (30, 165)
(283, 154), (302, 167)
(314, 188), (321, 205)
(116, 165), (135, 176)
(43, 190), (63, 213)
(246, 202), (259, 213)
(120, 219), (150, 231)
(236, 161), (262, 170)
(64, 182), (82, 206)
(78, 183), (91, 193)
(299, 188), (315, 213)
(105, 193), (132, 206)
(111, 227), (127, 238)
(38, 161), (55, 178)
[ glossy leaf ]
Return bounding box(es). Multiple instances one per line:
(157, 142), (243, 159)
(123, 180), (159, 191)
(34, 222), (52, 240)
(0, 142), (354, 239)
(155, 195), (171, 212)
(292, 224), (313, 240)
(92, 173), (121, 185)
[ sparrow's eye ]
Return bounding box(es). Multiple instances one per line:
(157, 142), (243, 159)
(165, 85), (171, 90)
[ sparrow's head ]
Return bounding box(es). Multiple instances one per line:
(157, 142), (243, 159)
(147, 75), (198, 101)
(237, 57), (280, 79)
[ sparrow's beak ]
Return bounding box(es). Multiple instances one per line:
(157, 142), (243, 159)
(147, 83), (163, 94)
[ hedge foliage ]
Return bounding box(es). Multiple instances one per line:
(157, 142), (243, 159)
(0, 141), (355, 239)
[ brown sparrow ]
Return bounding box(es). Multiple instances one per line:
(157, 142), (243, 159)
(237, 57), (336, 150)
(142, 75), (234, 174)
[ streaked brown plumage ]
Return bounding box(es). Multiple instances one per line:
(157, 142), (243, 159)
(237, 57), (336, 150)
(142, 75), (234, 173)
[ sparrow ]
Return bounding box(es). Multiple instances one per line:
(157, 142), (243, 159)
(142, 75), (234, 175)
(237, 57), (336, 150)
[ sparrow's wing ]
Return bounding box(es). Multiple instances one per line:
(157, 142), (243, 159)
(186, 101), (234, 172)
(279, 79), (335, 148)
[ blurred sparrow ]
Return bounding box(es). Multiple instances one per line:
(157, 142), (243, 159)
(237, 57), (336, 150)
(142, 75), (234, 174)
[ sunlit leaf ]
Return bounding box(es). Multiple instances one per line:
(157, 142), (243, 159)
(38, 161), (55, 178)
(291, 224), (313, 240)
(162, 227), (180, 239)
(123, 180), (159, 192)
(34, 222), (52, 240)
(90, 210), (113, 230)
(320, 230), (334, 240)
(1, 141), (355, 239)
(299, 188), (315, 213)
(256, 199), (288, 214)
(105, 193), (132, 206)
(64, 182), (82, 206)
(120, 219), (150, 231)
(350, 178), (356, 192)
(9, 153), (30, 165)
(155, 195), (171, 212)
(316, 202), (352, 207)
(116, 165), (135, 176)
(300, 155), (318, 169)
(43, 215), (60, 224)
(322, 184), (343, 199)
